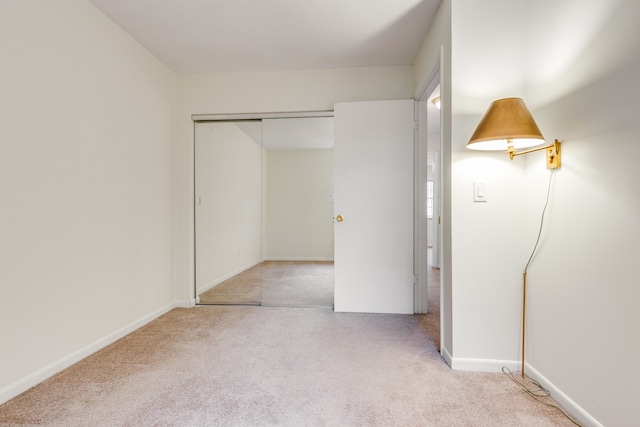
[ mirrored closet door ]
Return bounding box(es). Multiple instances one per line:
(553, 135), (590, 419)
(195, 117), (335, 308)
(195, 121), (263, 305)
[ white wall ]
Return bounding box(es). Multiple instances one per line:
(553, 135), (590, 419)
(195, 122), (263, 294)
(0, 0), (177, 403)
(450, 0), (531, 364)
(176, 67), (414, 302)
(523, 2), (640, 426)
(264, 149), (334, 261)
(448, 0), (640, 425)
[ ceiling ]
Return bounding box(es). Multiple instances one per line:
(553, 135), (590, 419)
(87, 0), (442, 73)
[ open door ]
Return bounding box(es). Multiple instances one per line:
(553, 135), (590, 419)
(333, 100), (415, 314)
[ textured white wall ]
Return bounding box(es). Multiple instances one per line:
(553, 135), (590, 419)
(523, 1), (640, 426)
(0, 0), (176, 402)
(176, 67), (414, 302)
(449, 0), (640, 425)
(264, 150), (334, 261)
(450, 0), (531, 362)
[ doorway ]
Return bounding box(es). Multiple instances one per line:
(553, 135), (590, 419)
(416, 81), (442, 350)
(426, 133), (442, 350)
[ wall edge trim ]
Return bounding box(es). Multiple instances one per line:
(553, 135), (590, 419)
(441, 346), (453, 368)
(525, 364), (603, 427)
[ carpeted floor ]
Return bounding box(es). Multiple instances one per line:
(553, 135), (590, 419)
(262, 261), (334, 307)
(198, 264), (263, 305)
(424, 265), (440, 351)
(198, 261), (334, 307)
(0, 306), (576, 426)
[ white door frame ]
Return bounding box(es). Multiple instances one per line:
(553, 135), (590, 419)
(428, 151), (441, 269)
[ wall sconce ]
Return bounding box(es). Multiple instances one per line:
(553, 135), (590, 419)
(467, 98), (560, 169)
(467, 97), (561, 379)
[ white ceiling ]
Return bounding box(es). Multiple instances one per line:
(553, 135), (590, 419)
(87, 0), (442, 73)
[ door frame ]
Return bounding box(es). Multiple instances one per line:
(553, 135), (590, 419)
(191, 110), (334, 302)
(414, 64), (441, 314)
(428, 151), (441, 269)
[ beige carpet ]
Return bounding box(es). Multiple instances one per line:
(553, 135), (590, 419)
(198, 261), (334, 307)
(262, 261), (334, 307)
(198, 264), (262, 305)
(424, 265), (441, 351)
(0, 307), (576, 426)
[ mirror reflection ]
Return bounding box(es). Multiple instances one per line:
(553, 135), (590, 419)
(195, 117), (335, 307)
(195, 121), (263, 305)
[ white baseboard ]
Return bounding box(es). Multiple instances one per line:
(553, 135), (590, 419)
(451, 357), (519, 373)
(441, 346), (453, 368)
(0, 302), (178, 406)
(524, 364), (603, 427)
(448, 357), (602, 427)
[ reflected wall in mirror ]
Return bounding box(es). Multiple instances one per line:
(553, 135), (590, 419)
(262, 118), (335, 307)
(195, 121), (263, 305)
(195, 116), (335, 307)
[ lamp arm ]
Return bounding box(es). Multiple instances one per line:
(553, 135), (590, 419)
(507, 140), (561, 169)
(508, 144), (552, 158)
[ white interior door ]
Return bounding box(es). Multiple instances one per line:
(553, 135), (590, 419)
(333, 100), (415, 314)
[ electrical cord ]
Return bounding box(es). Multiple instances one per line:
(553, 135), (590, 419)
(524, 168), (555, 274)
(502, 367), (581, 426)
(503, 169), (581, 426)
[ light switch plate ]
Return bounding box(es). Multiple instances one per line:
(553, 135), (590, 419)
(473, 181), (487, 202)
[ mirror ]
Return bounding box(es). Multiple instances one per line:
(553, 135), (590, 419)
(195, 116), (335, 307)
(195, 121), (263, 305)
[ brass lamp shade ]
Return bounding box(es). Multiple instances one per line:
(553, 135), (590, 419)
(467, 98), (545, 151)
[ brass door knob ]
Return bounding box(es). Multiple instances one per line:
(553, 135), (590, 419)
(336, 214), (344, 222)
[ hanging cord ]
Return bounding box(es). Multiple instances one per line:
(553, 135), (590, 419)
(502, 367), (581, 426)
(505, 168), (581, 426)
(523, 168), (555, 274)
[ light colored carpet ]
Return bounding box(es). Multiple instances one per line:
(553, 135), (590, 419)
(198, 264), (262, 305)
(261, 261), (334, 308)
(424, 265), (440, 351)
(0, 307), (576, 426)
(198, 261), (334, 307)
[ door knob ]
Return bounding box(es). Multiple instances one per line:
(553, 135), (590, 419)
(336, 214), (344, 222)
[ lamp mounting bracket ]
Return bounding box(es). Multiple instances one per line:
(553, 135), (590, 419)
(546, 140), (561, 169)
